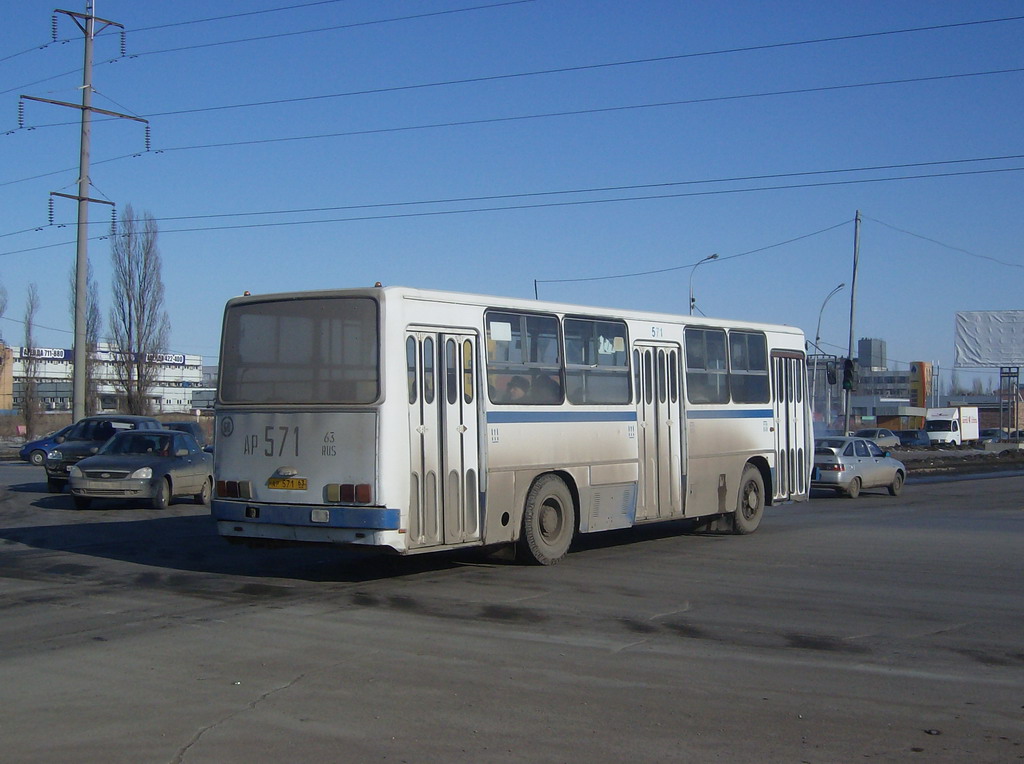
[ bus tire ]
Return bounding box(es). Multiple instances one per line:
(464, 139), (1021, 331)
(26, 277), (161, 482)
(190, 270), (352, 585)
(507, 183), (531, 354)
(733, 464), (764, 535)
(519, 474), (575, 565)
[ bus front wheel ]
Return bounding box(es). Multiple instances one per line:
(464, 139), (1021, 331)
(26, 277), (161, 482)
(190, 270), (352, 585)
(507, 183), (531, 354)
(733, 464), (764, 535)
(519, 475), (576, 565)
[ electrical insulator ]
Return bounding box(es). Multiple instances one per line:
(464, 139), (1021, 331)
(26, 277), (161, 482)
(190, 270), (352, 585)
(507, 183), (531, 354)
(120, 31), (127, 57)
(18, 100), (24, 128)
(51, 15), (58, 41)
(110, 207), (118, 236)
(48, 196), (55, 225)
(144, 124), (151, 151)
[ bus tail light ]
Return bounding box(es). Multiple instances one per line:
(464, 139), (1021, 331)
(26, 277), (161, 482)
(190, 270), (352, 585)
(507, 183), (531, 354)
(217, 480), (253, 499)
(326, 483), (373, 504)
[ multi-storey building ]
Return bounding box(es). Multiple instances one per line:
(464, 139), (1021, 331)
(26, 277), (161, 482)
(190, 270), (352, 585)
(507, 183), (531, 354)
(0, 341), (204, 414)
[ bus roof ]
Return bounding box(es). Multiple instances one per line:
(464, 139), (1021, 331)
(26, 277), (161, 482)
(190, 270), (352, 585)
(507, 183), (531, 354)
(224, 285), (804, 337)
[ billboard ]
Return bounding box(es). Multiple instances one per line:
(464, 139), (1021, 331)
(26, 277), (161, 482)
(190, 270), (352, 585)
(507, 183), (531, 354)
(954, 311), (1024, 367)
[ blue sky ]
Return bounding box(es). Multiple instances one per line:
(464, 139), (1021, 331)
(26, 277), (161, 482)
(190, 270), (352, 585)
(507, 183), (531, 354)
(1, 1), (1021, 389)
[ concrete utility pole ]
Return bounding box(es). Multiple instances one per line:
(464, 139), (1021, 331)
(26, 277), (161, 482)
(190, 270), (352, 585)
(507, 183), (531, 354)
(22, 3), (146, 420)
(843, 211), (861, 432)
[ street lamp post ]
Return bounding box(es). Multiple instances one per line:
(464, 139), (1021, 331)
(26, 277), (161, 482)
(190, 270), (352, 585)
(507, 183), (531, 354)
(812, 283), (845, 420)
(688, 254), (718, 315)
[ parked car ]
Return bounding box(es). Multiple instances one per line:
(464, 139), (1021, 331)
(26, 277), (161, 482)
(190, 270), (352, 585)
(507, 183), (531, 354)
(68, 429), (213, 510)
(20, 424), (74, 466)
(896, 429), (930, 447)
(163, 420), (209, 449)
(812, 436), (906, 498)
(853, 428), (900, 449)
(44, 414), (162, 493)
(978, 428), (1008, 444)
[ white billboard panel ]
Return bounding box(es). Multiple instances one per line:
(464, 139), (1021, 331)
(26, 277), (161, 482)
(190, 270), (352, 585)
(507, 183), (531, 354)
(954, 311), (1024, 367)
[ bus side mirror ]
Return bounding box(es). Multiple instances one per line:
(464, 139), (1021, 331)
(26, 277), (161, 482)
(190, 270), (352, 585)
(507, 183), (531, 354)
(826, 362), (837, 386)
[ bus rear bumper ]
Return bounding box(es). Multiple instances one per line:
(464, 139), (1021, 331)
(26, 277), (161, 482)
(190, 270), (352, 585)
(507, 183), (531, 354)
(212, 499), (401, 545)
(215, 519), (400, 548)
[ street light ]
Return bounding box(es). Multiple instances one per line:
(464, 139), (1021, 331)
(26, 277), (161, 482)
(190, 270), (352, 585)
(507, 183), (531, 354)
(688, 253), (718, 315)
(812, 282), (845, 419)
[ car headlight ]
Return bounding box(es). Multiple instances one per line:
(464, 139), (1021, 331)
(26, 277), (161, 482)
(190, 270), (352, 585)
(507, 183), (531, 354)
(48, 449), (63, 460)
(130, 467), (153, 479)
(69, 465), (83, 478)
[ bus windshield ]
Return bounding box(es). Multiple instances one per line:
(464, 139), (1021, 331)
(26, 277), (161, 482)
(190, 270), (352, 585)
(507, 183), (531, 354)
(219, 296), (379, 405)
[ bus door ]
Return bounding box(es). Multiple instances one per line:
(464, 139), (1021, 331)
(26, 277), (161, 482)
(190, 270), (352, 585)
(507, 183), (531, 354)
(406, 331), (481, 548)
(633, 342), (684, 521)
(772, 351), (809, 501)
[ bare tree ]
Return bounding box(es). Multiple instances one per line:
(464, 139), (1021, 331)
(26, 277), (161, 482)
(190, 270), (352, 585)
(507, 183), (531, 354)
(69, 261), (102, 415)
(109, 205), (170, 415)
(22, 283), (42, 436)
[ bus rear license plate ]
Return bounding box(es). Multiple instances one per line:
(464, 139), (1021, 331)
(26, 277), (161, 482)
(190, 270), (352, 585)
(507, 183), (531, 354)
(268, 477), (307, 490)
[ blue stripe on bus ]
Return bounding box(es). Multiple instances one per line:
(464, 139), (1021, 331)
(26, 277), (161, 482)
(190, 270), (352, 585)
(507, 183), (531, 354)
(686, 408), (774, 419)
(213, 500), (401, 530)
(486, 410), (638, 424)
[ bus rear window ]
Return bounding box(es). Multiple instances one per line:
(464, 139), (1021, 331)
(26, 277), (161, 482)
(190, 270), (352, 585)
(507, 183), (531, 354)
(220, 297), (379, 404)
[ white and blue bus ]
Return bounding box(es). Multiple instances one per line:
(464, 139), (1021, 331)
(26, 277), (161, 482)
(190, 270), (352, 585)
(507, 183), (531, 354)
(213, 286), (810, 564)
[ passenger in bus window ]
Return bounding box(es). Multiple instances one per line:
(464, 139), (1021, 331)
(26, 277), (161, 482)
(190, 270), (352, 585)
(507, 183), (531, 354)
(530, 374), (563, 404)
(506, 376), (530, 402)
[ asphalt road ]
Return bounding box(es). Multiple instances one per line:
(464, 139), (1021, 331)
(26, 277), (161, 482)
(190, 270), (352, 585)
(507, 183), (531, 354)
(1, 462), (1022, 763)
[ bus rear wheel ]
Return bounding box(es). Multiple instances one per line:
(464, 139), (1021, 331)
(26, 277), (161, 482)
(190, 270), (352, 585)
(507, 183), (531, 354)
(733, 464), (764, 535)
(519, 475), (575, 565)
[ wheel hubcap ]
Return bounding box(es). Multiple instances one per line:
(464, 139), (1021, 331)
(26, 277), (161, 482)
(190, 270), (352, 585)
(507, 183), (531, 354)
(539, 502), (561, 538)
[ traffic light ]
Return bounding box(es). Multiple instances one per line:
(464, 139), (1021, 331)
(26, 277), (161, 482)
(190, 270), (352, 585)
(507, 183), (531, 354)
(842, 358), (857, 391)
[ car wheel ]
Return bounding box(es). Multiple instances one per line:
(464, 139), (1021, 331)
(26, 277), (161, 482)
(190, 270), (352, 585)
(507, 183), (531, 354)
(194, 477), (212, 506)
(29, 450), (46, 466)
(888, 471), (904, 497)
(845, 477), (861, 499)
(152, 477), (171, 510)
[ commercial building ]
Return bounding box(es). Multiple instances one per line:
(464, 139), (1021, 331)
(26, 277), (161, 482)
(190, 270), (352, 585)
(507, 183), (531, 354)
(0, 341), (204, 415)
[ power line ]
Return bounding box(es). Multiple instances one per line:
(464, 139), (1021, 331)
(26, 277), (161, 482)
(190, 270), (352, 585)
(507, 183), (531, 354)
(0, 1), (534, 97)
(124, 0), (358, 33)
(107, 0), (535, 58)
(5, 153), (1021, 236)
(8, 65), (1022, 164)
(5, 12), (1021, 115)
(105, 12), (1024, 70)
(864, 216), (1024, 269)
(3, 163), (1023, 258)
(536, 221), (853, 285)
(0, 0), (357, 64)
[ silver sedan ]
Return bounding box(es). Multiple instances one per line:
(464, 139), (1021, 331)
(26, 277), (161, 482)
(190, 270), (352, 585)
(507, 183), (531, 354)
(812, 436), (906, 498)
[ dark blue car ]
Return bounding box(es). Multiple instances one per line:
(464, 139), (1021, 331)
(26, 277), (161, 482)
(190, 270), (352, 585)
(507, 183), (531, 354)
(20, 424), (74, 466)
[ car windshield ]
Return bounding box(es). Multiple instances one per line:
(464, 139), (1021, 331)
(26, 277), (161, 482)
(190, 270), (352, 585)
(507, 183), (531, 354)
(100, 432), (174, 456)
(816, 439), (847, 450)
(926, 420), (953, 432)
